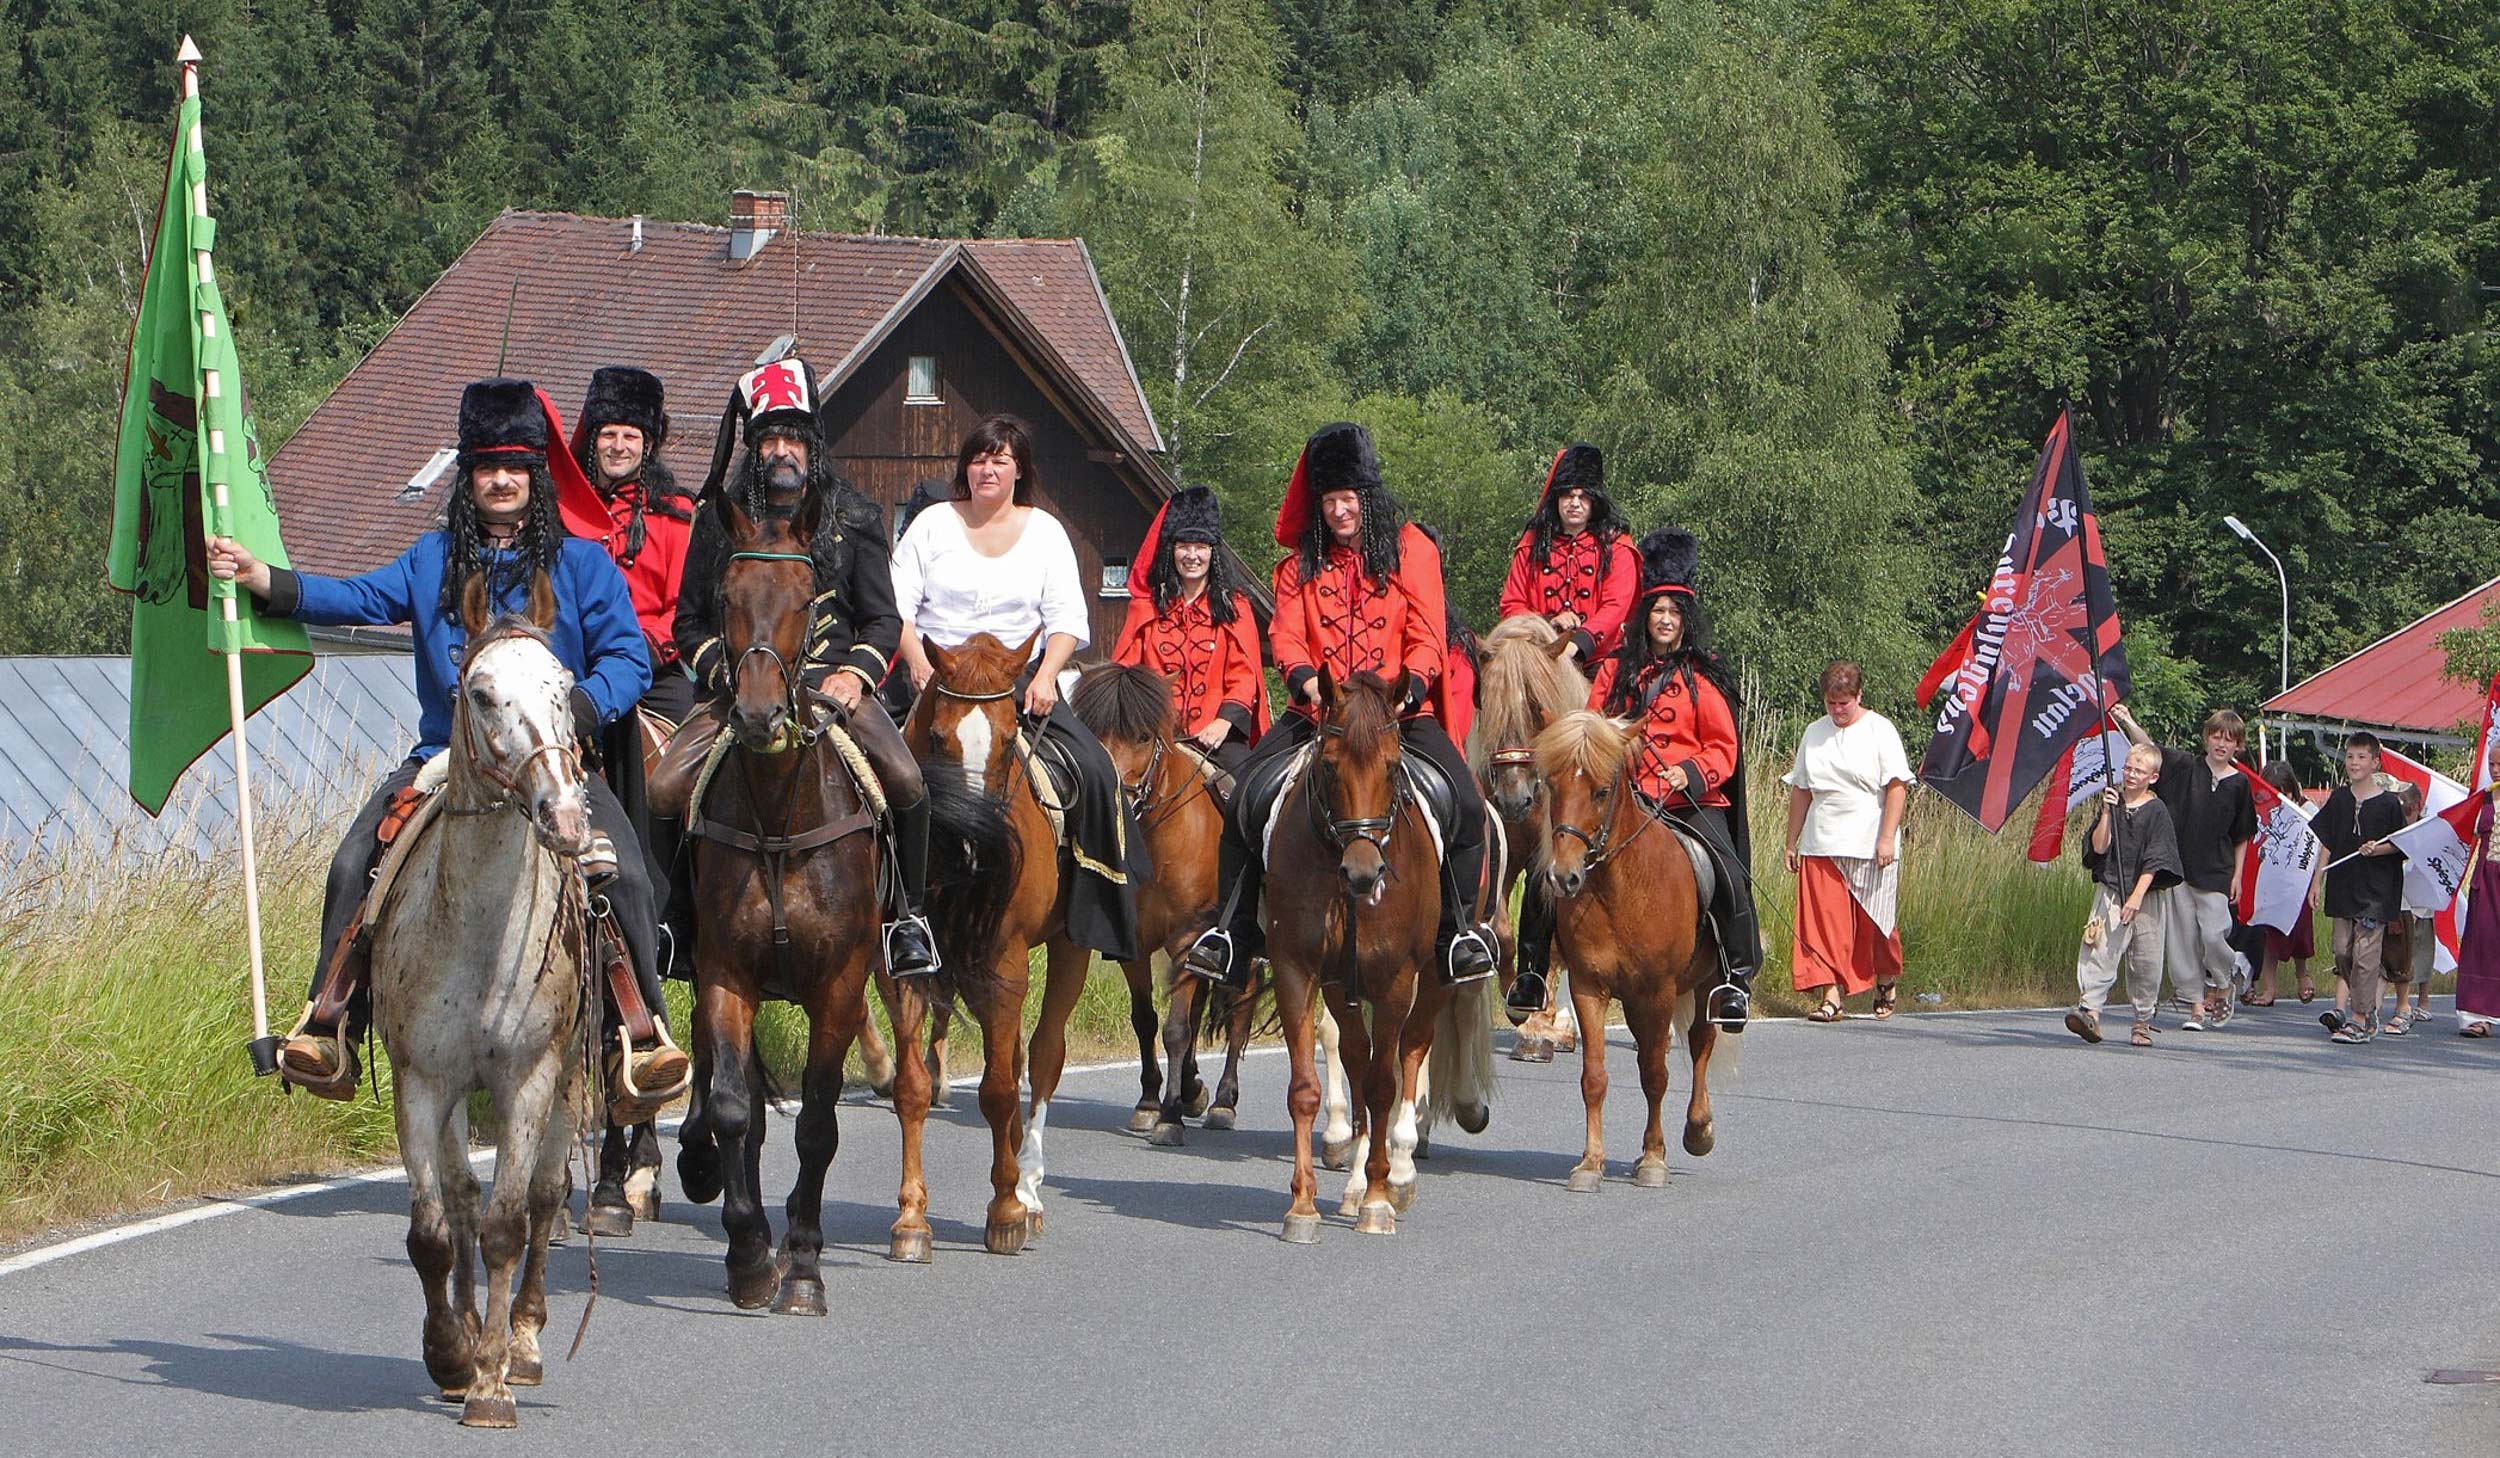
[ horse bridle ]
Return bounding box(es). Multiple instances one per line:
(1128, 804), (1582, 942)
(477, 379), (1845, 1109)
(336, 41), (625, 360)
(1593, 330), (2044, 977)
(1308, 721), (1411, 857)
(724, 551), (824, 754)
(450, 630), (582, 816)
(1547, 758), (1657, 873)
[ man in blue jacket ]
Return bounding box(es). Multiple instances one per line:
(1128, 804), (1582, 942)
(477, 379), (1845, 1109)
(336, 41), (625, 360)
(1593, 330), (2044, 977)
(209, 378), (688, 1106)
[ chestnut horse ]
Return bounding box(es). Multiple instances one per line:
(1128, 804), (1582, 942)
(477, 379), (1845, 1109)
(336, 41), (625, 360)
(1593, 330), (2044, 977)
(674, 492), (1013, 1299)
(1071, 663), (1262, 1145)
(1534, 711), (1735, 1190)
(371, 574), (590, 1427)
(1268, 670), (1473, 1241)
(903, 631), (1084, 1252)
(1469, 614), (1590, 1061)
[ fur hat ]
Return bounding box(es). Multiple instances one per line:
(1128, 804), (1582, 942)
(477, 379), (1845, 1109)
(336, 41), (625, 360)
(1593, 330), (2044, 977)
(1273, 421), (1385, 547)
(1541, 443), (1603, 503)
(1635, 526), (1700, 602)
(574, 365), (667, 448)
(454, 377), (609, 540)
(702, 358), (822, 499)
(1130, 485), (1224, 600)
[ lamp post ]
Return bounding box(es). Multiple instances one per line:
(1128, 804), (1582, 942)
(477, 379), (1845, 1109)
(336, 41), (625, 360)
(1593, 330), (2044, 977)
(2224, 514), (2290, 761)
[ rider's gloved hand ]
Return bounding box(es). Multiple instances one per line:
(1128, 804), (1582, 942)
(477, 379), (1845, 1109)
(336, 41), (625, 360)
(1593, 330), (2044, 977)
(570, 688), (603, 761)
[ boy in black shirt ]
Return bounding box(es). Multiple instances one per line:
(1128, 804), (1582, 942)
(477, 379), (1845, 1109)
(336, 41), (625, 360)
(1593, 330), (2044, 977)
(2068, 743), (2186, 1047)
(2111, 705), (2258, 1029)
(2313, 733), (2408, 1043)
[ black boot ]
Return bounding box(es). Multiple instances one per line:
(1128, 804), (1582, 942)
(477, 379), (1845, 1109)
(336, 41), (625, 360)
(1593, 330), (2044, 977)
(884, 793), (940, 977)
(1434, 840), (1498, 986)
(1182, 832), (1260, 990)
(1704, 884), (1763, 1034)
(651, 813), (696, 981)
(1506, 884), (1555, 1025)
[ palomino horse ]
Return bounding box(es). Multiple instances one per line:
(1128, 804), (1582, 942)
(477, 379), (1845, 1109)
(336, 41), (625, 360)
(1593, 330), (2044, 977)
(1534, 710), (1734, 1190)
(903, 631), (1080, 1253)
(673, 491), (1013, 1299)
(1267, 671), (1493, 1241)
(1470, 613), (1590, 1061)
(372, 572), (591, 1428)
(1071, 663), (1263, 1145)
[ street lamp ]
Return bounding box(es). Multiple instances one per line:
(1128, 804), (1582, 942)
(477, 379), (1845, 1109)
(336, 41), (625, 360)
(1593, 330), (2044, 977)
(2223, 514), (2290, 761)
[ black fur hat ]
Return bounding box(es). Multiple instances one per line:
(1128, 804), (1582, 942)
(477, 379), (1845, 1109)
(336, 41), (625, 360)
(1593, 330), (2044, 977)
(1544, 443), (1603, 501)
(1305, 421), (1382, 496)
(458, 377), (548, 460)
(576, 365), (667, 445)
(1636, 526), (1700, 602)
(1162, 484), (1223, 544)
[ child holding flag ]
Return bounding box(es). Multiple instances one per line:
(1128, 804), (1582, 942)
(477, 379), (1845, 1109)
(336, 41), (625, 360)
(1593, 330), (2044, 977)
(2109, 704), (2256, 1030)
(2067, 743), (2184, 1047)
(2316, 734), (2407, 1044)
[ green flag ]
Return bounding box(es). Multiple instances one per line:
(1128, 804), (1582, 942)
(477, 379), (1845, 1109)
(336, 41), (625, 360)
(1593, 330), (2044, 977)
(106, 74), (312, 815)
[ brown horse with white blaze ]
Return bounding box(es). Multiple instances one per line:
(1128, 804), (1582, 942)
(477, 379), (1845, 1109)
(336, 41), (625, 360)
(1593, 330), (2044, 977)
(1535, 710), (1732, 1190)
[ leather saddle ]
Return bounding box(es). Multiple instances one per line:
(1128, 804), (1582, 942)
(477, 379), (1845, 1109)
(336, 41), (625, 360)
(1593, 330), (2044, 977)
(1235, 735), (1459, 853)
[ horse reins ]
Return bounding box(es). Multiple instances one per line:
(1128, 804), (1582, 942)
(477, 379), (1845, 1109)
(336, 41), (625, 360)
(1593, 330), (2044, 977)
(1308, 721), (1413, 860)
(1548, 758), (1660, 874)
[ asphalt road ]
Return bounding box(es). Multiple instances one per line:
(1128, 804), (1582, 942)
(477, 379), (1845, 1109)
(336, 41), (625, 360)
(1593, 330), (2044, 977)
(5, 1002), (2499, 1457)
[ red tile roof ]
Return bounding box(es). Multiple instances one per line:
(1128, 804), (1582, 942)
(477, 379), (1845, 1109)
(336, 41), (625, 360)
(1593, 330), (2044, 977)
(268, 210), (1163, 579)
(2262, 577), (2500, 734)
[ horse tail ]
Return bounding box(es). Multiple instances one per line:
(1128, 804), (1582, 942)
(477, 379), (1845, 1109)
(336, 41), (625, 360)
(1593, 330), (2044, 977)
(1427, 978), (1499, 1130)
(923, 757), (1021, 1003)
(747, 1031), (785, 1108)
(1197, 967), (1279, 1049)
(1678, 986), (1742, 1084)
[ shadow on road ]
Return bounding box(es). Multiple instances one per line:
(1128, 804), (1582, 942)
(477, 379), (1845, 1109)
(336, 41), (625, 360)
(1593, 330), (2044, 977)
(0, 1330), (431, 1415)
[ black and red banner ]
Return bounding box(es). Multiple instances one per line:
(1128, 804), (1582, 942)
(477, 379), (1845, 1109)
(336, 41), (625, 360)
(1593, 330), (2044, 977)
(1919, 410), (2129, 832)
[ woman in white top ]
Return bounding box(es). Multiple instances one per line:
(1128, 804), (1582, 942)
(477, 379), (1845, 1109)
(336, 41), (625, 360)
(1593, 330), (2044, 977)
(891, 414), (1143, 960)
(1781, 661), (1913, 1020)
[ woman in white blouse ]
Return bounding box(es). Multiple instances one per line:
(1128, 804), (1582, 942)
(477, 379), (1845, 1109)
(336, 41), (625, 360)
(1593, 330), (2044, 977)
(1781, 661), (1913, 1020)
(892, 414), (1142, 960)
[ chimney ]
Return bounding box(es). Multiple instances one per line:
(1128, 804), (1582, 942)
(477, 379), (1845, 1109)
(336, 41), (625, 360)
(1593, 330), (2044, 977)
(729, 189), (786, 263)
(629, 215), (644, 253)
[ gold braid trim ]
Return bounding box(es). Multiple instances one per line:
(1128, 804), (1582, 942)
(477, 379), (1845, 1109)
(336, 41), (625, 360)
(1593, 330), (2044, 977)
(685, 720), (737, 825)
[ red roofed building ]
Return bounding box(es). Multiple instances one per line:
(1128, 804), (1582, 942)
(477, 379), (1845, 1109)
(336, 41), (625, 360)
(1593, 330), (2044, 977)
(270, 196), (1203, 655)
(2261, 576), (2500, 749)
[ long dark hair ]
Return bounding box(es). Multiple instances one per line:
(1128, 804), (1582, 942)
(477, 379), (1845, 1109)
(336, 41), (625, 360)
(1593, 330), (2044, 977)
(436, 460), (564, 624)
(1294, 488), (1405, 586)
(1601, 591), (1740, 719)
(1146, 533), (1245, 626)
(1526, 488), (1629, 582)
(954, 414), (1038, 505)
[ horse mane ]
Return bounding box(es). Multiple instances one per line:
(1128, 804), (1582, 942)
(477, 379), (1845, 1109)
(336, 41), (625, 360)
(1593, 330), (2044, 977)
(1471, 613), (1592, 776)
(1330, 671), (1400, 750)
(1072, 663), (1175, 746)
(934, 633), (1030, 692)
(1533, 709), (1632, 785)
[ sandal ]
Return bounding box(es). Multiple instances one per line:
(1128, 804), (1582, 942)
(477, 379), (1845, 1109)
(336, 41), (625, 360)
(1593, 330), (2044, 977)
(2130, 1021), (2154, 1047)
(2298, 978), (2316, 1003)
(2246, 992), (2277, 1007)
(2462, 1022), (2493, 1039)
(1807, 998), (1844, 1023)
(1873, 983), (1899, 1020)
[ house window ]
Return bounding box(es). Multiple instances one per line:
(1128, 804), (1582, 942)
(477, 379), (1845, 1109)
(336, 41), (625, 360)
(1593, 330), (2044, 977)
(1099, 557), (1130, 599)
(906, 355), (941, 404)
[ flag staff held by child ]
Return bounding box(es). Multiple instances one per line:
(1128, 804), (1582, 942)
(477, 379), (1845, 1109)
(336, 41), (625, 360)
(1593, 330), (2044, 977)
(105, 38), (314, 1075)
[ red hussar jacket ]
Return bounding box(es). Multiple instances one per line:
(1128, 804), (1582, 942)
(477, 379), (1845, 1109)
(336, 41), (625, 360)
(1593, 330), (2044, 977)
(1499, 529), (1640, 659)
(1433, 634), (1478, 748)
(1272, 524), (1446, 721)
(1113, 589), (1271, 739)
(594, 481), (692, 667)
(1588, 655), (1738, 810)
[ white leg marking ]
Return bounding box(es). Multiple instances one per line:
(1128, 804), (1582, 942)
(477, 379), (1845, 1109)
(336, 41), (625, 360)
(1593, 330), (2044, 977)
(1319, 1005), (1353, 1147)
(1015, 1099), (1048, 1214)
(1388, 1098), (1419, 1187)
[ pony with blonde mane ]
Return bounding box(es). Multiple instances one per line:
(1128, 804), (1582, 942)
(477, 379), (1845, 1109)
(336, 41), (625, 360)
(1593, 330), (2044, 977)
(1471, 613), (1589, 1060)
(1533, 709), (1734, 1191)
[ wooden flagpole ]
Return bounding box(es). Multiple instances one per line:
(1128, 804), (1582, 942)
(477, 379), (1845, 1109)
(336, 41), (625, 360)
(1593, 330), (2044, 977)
(179, 36), (280, 1075)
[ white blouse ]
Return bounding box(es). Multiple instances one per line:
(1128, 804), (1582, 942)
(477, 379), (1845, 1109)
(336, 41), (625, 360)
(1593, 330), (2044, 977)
(1781, 710), (1914, 859)
(893, 502), (1092, 655)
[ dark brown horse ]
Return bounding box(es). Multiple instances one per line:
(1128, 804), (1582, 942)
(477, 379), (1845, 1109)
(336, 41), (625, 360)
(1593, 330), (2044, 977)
(1268, 671), (1456, 1240)
(1470, 613), (1589, 1060)
(904, 631), (1077, 1252)
(672, 491), (1012, 1303)
(1071, 663), (1262, 1145)
(1535, 710), (1733, 1190)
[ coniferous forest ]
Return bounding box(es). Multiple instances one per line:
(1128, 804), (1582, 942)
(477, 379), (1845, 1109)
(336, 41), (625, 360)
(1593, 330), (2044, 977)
(3, 1), (2496, 733)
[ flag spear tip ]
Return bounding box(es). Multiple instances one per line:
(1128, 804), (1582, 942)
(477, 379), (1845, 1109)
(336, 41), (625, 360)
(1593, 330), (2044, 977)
(177, 34), (202, 64)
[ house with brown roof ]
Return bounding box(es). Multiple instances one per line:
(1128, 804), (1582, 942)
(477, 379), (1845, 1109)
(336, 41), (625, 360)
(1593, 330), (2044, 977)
(270, 193), (1200, 656)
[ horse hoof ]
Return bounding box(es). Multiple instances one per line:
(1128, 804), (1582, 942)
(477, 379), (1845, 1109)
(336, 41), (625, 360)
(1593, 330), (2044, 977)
(1633, 1159), (1669, 1189)
(1456, 1102), (1490, 1135)
(1566, 1167), (1604, 1194)
(677, 1150), (722, 1207)
(1353, 1202), (1397, 1236)
(1127, 1107), (1160, 1134)
(1282, 1213), (1322, 1245)
(1321, 1137), (1357, 1170)
(773, 1276), (828, 1317)
(1338, 1187), (1363, 1219)
(888, 1229), (932, 1264)
(1148, 1122), (1185, 1147)
(1388, 1180), (1416, 1213)
(583, 1202), (633, 1239)
(728, 1265), (781, 1310)
(460, 1394), (518, 1429)
(985, 1217), (1029, 1256)
(1185, 1085), (1212, 1119)
(507, 1355), (543, 1387)
(1203, 1106), (1237, 1132)
(1683, 1122), (1716, 1158)
(1511, 1037), (1553, 1064)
